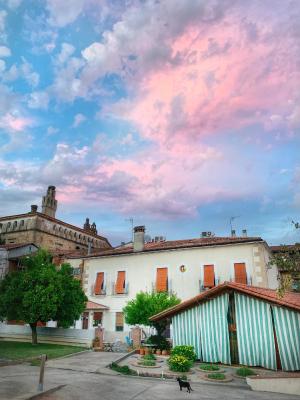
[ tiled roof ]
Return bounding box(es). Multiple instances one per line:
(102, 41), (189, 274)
(0, 211), (111, 246)
(85, 301), (109, 310)
(150, 282), (300, 321)
(0, 243), (38, 250)
(69, 236), (264, 259)
(271, 244), (300, 252)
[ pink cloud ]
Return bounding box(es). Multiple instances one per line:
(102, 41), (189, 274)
(0, 113), (34, 132)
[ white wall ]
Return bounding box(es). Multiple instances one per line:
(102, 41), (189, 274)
(67, 241), (277, 341)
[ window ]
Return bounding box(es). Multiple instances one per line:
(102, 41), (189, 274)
(156, 267), (168, 292)
(203, 264), (215, 288)
(93, 312), (102, 327)
(115, 271), (126, 294)
(234, 263), (247, 284)
(115, 312), (124, 331)
(94, 272), (104, 295)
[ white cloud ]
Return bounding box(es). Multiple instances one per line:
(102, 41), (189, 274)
(28, 91), (49, 109)
(47, 0), (84, 27)
(7, 0), (22, 9)
(0, 10), (7, 39)
(0, 59), (5, 72)
(72, 113), (86, 128)
(0, 46), (11, 57)
(20, 58), (40, 87)
(55, 42), (75, 65)
(47, 126), (59, 135)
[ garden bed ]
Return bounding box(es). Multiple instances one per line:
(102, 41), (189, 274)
(202, 373), (233, 383)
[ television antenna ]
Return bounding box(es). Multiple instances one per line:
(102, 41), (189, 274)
(229, 216), (240, 233)
(125, 218), (134, 241)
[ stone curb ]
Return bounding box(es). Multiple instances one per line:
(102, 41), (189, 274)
(107, 349), (135, 367)
(19, 385), (66, 400)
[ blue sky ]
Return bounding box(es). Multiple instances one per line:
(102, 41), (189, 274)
(0, 0), (299, 246)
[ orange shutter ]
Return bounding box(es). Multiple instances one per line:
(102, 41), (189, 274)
(94, 272), (104, 295)
(115, 271), (126, 294)
(156, 267), (168, 292)
(234, 263), (247, 284)
(203, 265), (215, 288)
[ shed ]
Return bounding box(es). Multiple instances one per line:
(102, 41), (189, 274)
(150, 282), (300, 371)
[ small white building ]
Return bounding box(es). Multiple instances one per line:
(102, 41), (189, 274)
(66, 226), (278, 342)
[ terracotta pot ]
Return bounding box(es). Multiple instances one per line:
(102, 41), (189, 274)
(144, 348), (150, 355)
(139, 348), (145, 355)
(156, 349), (161, 355)
(161, 350), (167, 356)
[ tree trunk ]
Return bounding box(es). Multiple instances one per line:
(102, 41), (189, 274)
(30, 323), (38, 345)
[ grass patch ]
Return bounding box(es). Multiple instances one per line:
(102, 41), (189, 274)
(0, 341), (86, 362)
(199, 363), (220, 371)
(236, 367), (256, 377)
(110, 362), (137, 375)
(207, 373), (226, 380)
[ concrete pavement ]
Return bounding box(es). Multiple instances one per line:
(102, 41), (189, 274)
(0, 351), (299, 400)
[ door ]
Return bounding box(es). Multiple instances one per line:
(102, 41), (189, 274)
(82, 312), (89, 329)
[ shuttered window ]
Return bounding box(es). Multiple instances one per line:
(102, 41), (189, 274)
(94, 272), (104, 295)
(115, 271), (126, 294)
(116, 312), (124, 331)
(234, 263), (247, 284)
(203, 264), (215, 288)
(156, 267), (168, 292)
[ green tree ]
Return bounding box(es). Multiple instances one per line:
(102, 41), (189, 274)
(0, 249), (87, 344)
(269, 244), (300, 295)
(123, 291), (180, 336)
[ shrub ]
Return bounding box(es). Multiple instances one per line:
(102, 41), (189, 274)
(171, 345), (197, 361)
(207, 373), (226, 380)
(236, 367), (255, 377)
(168, 355), (192, 372)
(140, 359), (156, 366)
(199, 363), (220, 371)
(110, 362), (137, 375)
(143, 353), (156, 361)
(146, 335), (171, 350)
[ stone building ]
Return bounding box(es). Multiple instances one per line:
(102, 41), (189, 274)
(0, 186), (111, 253)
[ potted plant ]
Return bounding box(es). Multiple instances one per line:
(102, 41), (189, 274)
(161, 349), (167, 356)
(144, 347), (150, 355)
(139, 348), (145, 355)
(156, 349), (161, 355)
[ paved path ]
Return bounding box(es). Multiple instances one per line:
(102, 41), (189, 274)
(0, 352), (299, 400)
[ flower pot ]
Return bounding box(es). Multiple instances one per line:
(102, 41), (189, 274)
(156, 349), (161, 355)
(144, 348), (150, 355)
(139, 348), (145, 355)
(161, 350), (167, 356)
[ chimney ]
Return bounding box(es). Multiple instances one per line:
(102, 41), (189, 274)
(242, 229), (247, 237)
(133, 226), (145, 252)
(231, 229), (236, 237)
(30, 205), (38, 213)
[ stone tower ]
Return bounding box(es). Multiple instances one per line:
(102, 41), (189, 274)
(42, 186), (57, 218)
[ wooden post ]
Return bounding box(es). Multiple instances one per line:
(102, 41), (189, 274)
(38, 354), (47, 391)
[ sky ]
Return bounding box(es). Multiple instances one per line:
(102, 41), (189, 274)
(0, 0), (299, 246)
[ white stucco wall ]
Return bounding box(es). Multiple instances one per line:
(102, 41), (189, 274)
(67, 241), (278, 341)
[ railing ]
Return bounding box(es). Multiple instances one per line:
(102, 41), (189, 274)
(151, 280), (173, 294)
(91, 284), (107, 296)
(199, 277), (220, 292)
(111, 282), (129, 295)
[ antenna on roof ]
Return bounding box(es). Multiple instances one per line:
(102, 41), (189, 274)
(229, 216), (240, 236)
(125, 218), (134, 242)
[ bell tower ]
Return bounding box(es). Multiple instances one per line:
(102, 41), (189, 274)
(42, 186), (57, 218)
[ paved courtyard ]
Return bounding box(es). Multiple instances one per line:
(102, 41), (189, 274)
(0, 351), (299, 400)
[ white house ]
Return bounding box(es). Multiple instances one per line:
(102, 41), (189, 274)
(66, 226), (278, 342)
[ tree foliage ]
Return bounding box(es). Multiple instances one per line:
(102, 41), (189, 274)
(123, 291), (180, 335)
(0, 249), (87, 344)
(269, 244), (300, 295)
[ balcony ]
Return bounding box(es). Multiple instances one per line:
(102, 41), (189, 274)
(199, 277), (219, 292)
(91, 283), (107, 296)
(112, 282), (129, 295)
(151, 279), (174, 294)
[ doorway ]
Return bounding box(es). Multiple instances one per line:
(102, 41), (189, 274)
(227, 293), (239, 364)
(82, 312), (89, 329)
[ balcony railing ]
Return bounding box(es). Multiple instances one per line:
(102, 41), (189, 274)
(91, 283), (107, 296)
(151, 279), (173, 294)
(199, 277), (220, 292)
(112, 282), (129, 295)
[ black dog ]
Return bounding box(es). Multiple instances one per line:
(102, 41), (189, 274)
(176, 377), (193, 393)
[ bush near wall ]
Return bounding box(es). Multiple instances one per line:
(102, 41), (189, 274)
(171, 345), (197, 361)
